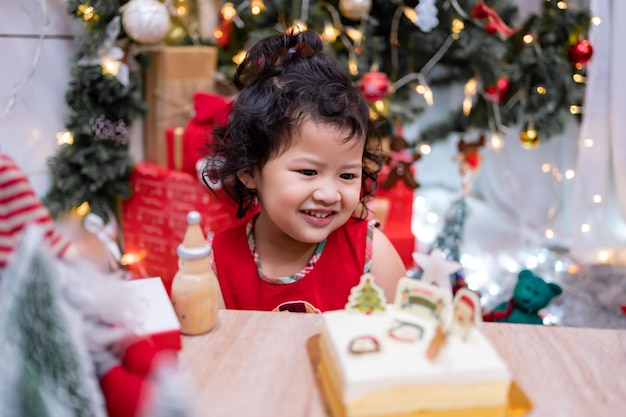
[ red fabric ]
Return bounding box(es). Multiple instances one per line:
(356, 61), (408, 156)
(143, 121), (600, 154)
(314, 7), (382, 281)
(165, 93), (231, 175)
(465, 153), (480, 169)
(482, 299), (515, 322)
(213, 217), (368, 312)
(121, 162), (255, 292)
(375, 173), (416, 267)
(100, 366), (150, 417)
(122, 337), (177, 377)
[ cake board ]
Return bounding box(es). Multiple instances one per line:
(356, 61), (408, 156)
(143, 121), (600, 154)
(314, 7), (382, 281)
(306, 334), (532, 417)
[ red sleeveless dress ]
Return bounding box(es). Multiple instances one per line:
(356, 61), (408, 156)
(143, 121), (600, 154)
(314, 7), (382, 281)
(212, 217), (373, 312)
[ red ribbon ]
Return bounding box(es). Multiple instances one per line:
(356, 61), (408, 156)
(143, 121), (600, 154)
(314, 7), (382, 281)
(471, 0), (516, 38)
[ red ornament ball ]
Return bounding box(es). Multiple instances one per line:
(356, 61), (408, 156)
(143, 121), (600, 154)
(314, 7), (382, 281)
(568, 40), (594, 69)
(484, 76), (510, 103)
(359, 72), (391, 103)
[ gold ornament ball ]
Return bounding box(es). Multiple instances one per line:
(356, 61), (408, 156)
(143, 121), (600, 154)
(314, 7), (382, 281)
(339, 0), (373, 21)
(520, 125), (540, 149)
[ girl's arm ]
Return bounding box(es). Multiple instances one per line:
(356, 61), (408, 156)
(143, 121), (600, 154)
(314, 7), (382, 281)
(369, 228), (407, 302)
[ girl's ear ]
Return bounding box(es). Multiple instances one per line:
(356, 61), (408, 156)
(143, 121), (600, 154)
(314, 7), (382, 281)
(237, 171), (257, 189)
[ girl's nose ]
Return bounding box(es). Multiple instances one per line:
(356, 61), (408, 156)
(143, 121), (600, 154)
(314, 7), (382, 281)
(312, 181), (340, 204)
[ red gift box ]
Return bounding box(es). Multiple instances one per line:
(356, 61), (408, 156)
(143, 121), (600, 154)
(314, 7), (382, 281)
(166, 93), (230, 175)
(121, 161), (255, 292)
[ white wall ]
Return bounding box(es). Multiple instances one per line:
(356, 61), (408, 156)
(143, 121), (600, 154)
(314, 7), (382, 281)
(0, 0), (77, 196)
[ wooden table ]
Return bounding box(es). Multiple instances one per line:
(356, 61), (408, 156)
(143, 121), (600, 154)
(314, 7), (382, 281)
(179, 310), (626, 417)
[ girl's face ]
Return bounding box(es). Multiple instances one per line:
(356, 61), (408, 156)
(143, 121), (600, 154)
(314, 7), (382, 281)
(246, 119), (364, 246)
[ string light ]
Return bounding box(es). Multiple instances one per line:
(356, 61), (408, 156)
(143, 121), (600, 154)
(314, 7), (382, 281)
(591, 16), (602, 25)
(536, 86), (546, 94)
(75, 202), (91, 216)
(56, 130), (74, 145)
(451, 18), (464, 39)
(289, 20), (308, 33)
(101, 58), (121, 77)
(221, 2), (237, 20)
(541, 163), (551, 173)
(250, 0), (266, 16)
(345, 27), (363, 42)
(120, 249), (148, 267)
(415, 84), (433, 105)
(322, 23), (340, 42)
(403, 6), (418, 24)
(582, 138), (594, 147)
(232, 50), (246, 65)
(545, 229), (555, 239)
(463, 78), (477, 115)
(595, 249), (614, 264)
(593, 194), (602, 203)
(348, 57), (358, 75)
(419, 143), (432, 155)
(557, 1), (568, 9)
(373, 100), (386, 113)
(489, 133), (504, 150)
(581, 224), (591, 233)
(573, 74), (586, 83)
(77, 4), (99, 22)
(522, 34), (534, 44)
(426, 212), (439, 223)
(569, 105), (582, 114)
(565, 169), (575, 179)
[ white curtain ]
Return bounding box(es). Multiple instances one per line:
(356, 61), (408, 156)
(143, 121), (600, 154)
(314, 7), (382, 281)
(453, 0), (626, 265)
(568, 0), (626, 262)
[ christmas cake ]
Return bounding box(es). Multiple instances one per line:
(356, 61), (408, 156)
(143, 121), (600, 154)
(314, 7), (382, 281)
(317, 275), (512, 417)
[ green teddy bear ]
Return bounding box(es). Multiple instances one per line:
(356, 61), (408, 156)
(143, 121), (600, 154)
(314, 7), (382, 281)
(483, 269), (562, 325)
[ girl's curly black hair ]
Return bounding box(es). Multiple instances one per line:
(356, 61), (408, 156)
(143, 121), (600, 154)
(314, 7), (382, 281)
(203, 29), (382, 219)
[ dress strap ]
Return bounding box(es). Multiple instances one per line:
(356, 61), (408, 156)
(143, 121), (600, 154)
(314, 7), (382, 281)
(363, 219), (379, 274)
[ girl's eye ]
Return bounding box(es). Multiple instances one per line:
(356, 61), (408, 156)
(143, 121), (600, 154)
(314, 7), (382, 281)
(299, 169), (316, 176)
(340, 173), (357, 180)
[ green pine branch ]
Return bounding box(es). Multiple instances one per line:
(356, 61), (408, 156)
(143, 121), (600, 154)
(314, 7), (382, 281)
(44, 1), (144, 221)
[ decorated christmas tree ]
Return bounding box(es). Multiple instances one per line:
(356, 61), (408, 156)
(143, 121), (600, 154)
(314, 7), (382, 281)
(211, 0), (592, 144)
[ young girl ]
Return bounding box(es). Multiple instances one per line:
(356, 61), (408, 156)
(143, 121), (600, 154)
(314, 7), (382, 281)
(203, 30), (406, 312)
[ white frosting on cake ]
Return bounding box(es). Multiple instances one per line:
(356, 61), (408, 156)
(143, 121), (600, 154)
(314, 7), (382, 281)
(321, 305), (512, 409)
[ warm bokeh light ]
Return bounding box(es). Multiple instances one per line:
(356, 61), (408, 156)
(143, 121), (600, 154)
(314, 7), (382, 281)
(221, 2), (237, 20)
(56, 130), (74, 145)
(403, 7), (418, 23)
(75, 202), (90, 217)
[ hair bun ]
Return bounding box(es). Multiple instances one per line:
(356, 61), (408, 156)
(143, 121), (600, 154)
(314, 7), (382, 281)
(234, 30), (324, 89)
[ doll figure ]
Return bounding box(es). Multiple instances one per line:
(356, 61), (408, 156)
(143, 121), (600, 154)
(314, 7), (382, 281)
(453, 135), (486, 195)
(382, 136), (421, 190)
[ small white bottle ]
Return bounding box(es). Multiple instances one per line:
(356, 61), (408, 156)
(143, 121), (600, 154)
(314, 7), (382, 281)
(170, 211), (219, 335)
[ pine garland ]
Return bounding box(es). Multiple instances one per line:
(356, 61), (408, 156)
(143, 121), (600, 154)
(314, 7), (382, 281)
(44, 0), (145, 222)
(216, 0), (591, 143)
